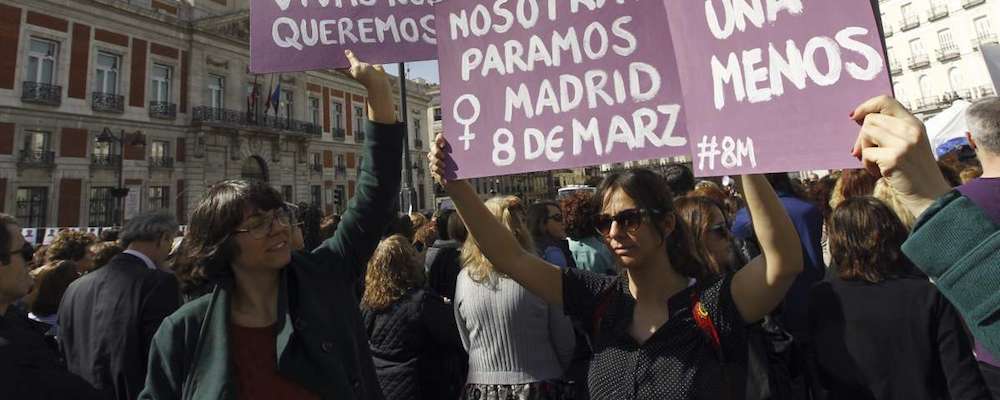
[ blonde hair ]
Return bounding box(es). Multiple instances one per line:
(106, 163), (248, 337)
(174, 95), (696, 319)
(461, 197), (535, 285)
(361, 235), (425, 311)
(872, 178), (916, 231)
(409, 212), (428, 230)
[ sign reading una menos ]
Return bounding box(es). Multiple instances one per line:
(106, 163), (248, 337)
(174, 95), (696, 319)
(251, 0), (439, 73)
(436, 0), (689, 179)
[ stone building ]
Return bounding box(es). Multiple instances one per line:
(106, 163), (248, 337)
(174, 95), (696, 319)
(0, 0), (433, 232)
(880, 0), (999, 118)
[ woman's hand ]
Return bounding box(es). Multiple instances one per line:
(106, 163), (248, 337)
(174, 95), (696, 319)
(851, 95), (951, 218)
(429, 132), (450, 186)
(341, 50), (395, 124)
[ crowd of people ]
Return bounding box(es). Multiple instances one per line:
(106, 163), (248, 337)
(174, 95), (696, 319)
(1, 51), (999, 400)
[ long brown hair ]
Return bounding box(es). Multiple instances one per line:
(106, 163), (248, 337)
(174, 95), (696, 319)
(596, 169), (707, 281)
(26, 260), (79, 317)
(828, 197), (916, 283)
(675, 196), (733, 278)
(361, 235), (425, 311)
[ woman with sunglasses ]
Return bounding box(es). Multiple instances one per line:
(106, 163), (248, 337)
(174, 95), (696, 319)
(527, 202), (575, 269)
(674, 196), (740, 278)
(429, 134), (803, 399)
(140, 51), (402, 400)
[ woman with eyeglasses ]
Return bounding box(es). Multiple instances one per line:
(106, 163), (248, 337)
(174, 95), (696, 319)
(674, 196), (740, 278)
(140, 51), (402, 400)
(429, 133), (803, 399)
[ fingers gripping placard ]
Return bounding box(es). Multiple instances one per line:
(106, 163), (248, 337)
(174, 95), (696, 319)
(436, 0), (690, 180)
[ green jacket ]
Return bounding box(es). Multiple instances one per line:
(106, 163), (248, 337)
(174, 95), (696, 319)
(902, 190), (1000, 358)
(139, 122), (403, 400)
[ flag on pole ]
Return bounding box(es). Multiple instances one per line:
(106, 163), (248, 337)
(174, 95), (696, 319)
(264, 74), (275, 114)
(270, 77), (283, 116)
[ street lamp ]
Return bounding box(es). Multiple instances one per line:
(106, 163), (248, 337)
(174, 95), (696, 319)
(96, 127), (145, 227)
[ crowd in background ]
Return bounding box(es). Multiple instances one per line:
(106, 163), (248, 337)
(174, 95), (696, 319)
(0, 56), (998, 400)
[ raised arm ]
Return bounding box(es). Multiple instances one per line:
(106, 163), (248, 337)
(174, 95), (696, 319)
(431, 136), (563, 305)
(730, 175), (803, 323)
(312, 50), (402, 283)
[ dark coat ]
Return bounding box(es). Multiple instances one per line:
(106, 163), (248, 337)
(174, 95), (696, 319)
(361, 289), (465, 400)
(808, 273), (991, 400)
(58, 252), (180, 400)
(139, 121), (403, 400)
(0, 306), (102, 400)
(425, 240), (461, 300)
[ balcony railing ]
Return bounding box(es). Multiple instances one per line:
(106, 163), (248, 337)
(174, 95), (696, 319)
(907, 54), (931, 70)
(332, 127), (346, 140)
(90, 154), (122, 168)
(889, 60), (903, 75)
(962, 0), (986, 9)
(310, 163), (323, 174)
(900, 15), (920, 31)
(927, 5), (949, 21)
(335, 165), (347, 177)
(884, 25), (894, 38)
(192, 106), (325, 136)
(149, 101), (177, 119)
(355, 130), (366, 143)
(936, 46), (960, 62)
(92, 92), (125, 113)
(973, 34), (999, 50)
(18, 150), (55, 167)
(149, 156), (174, 168)
(22, 82), (62, 106)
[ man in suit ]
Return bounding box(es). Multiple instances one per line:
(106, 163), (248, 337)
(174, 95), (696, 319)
(59, 210), (180, 400)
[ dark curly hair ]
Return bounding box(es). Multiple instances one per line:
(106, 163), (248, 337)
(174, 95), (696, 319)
(47, 231), (96, 263)
(172, 180), (284, 296)
(561, 191), (599, 240)
(829, 197), (917, 283)
(597, 168), (707, 281)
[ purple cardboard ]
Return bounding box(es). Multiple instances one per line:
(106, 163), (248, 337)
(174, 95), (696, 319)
(251, 0), (439, 73)
(436, 0), (690, 179)
(663, 0), (892, 176)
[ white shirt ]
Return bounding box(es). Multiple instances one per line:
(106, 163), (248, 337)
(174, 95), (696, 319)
(123, 249), (157, 270)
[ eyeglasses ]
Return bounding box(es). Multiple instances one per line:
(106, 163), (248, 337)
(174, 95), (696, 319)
(707, 223), (729, 238)
(1, 242), (34, 263)
(234, 208), (291, 240)
(548, 214), (564, 223)
(594, 209), (662, 236)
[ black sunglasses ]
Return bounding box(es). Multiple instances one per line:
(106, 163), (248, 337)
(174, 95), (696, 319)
(2, 242), (34, 263)
(594, 209), (662, 236)
(708, 223), (729, 237)
(548, 213), (564, 223)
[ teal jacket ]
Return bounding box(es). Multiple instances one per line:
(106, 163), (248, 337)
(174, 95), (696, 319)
(139, 122), (403, 400)
(902, 191), (1000, 358)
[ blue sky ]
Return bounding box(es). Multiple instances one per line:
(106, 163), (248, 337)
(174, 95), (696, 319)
(382, 61), (440, 84)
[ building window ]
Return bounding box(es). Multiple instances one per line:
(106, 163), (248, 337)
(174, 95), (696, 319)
(279, 90), (294, 119)
(151, 64), (172, 103)
(246, 83), (261, 114)
(151, 140), (169, 161)
(312, 153), (321, 166)
(975, 17), (993, 40)
(413, 118), (422, 146)
(335, 185), (346, 212)
(418, 184), (425, 210)
(918, 75), (932, 99)
(89, 187), (117, 227)
(148, 186), (169, 210)
(310, 185), (322, 207)
(208, 74), (225, 109)
(93, 140), (112, 157)
(336, 154), (345, 168)
(308, 97), (321, 125)
(938, 29), (955, 51)
(901, 3), (914, 20)
(909, 38), (925, 57)
(23, 130), (51, 153)
(354, 105), (365, 134)
(26, 38), (58, 84)
(948, 67), (963, 92)
(332, 102), (343, 129)
(282, 185), (293, 202)
(96, 52), (120, 94)
(16, 187), (48, 228)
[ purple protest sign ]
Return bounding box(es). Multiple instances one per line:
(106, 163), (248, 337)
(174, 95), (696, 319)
(436, 0), (689, 179)
(663, 0), (891, 176)
(250, 0), (439, 73)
